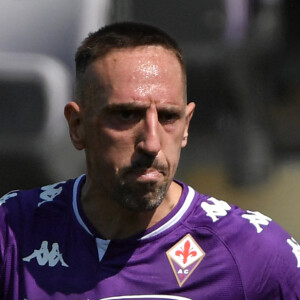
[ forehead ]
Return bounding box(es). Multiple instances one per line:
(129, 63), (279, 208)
(96, 45), (182, 72)
(84, 45), (186, 107)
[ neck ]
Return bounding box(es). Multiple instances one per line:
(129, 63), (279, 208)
(80, 180), (182, 240)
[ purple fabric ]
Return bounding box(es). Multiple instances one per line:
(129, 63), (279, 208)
(0, 175), (299, 299)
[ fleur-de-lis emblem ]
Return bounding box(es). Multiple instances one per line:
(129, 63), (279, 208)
(175, 240), (197, 264)
(167, 234), (206, 287)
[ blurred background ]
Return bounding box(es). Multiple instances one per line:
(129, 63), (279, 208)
(0, 0), (299, 240)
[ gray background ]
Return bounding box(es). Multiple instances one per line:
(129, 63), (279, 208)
(1, 0), (299, 240)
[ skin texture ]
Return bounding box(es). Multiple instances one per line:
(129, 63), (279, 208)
(65, 45), (195, 239)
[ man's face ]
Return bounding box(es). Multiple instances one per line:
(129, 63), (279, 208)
(70, 46), (194, 211)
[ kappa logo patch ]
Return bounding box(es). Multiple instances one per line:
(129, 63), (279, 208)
(23, 241), (68, 267)
(166, 234), (205, 287)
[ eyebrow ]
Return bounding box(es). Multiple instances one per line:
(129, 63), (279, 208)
(103, 102), (148, 111)
(103, 102), (183, 113)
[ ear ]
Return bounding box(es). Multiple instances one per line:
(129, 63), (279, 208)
(64, 102), (85, 150)
(181, 102), (195, 148)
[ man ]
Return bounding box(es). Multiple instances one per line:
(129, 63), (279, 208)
(0, 22), (299, 299)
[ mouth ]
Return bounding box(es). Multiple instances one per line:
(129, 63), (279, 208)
(126, 168), (164, 182)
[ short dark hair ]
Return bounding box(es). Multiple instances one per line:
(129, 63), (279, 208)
(75, 22), (185, 101)
(76, 21), (185, 75)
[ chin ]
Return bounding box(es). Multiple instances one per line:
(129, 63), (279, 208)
(114, 181), (167, 212)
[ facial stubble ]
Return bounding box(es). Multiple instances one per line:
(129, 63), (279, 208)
(112, 177), (169, 212)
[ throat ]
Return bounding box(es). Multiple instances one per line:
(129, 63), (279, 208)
(79, 181), (182, 240)
(85, 203), (158, 239)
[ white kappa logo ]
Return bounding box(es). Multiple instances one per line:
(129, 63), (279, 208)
(23, 241), (68, 267)
(38, 182), (64, 207)
(201, 197), (232, 222)
(241, 210), (272, 233)
(287, 237), (300, 268)
(0, 191), (18, 206)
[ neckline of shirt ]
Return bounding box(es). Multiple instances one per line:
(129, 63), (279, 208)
(72, 174), (196, 243)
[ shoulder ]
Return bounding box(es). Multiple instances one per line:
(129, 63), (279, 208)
(189, 191), (300, 298)
(0, 176), (82, 256)
(0, 177), (81, 224)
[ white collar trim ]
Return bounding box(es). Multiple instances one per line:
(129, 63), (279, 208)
(140, 186), (195, 240)
(72, 175), (196, 241)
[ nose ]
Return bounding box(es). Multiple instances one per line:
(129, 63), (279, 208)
(136, 104), (161, 156)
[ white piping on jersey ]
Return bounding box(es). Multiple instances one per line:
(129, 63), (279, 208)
(72, 174), (93, 236)
(140, 186), (195, 240)
(72, 175), (196, 241)
(73, 175), (111, 262)
(101, 295), (191, 300)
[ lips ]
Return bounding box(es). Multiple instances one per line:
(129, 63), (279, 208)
(120, 158), (168, 183)
(126, 168), (163, 181)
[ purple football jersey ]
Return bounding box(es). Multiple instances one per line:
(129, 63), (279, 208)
(0, 174), (299, 299)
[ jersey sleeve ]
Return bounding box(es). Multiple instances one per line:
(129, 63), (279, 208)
(230, 209), (300, 299)
(198, 196), (300, 299)
(266, 233), (300, 298)
(0, 191), (20, 299)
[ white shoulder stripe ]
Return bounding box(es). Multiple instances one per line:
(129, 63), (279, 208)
(140, 186), (195, 240)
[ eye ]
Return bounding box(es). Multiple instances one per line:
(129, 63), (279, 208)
(158, 111), (180, 124)
(115, 109), (142, 123)
(118, 110), (134, 120)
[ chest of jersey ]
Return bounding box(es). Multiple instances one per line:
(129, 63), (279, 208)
(18, 227), (245, 300)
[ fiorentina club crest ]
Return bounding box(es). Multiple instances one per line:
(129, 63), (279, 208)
(166, 234), (205, 287)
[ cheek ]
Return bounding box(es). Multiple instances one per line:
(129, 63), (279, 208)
(164, 125), (185, 149)
(162, 132), (184, 163)
(95, 130), (135, 163)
